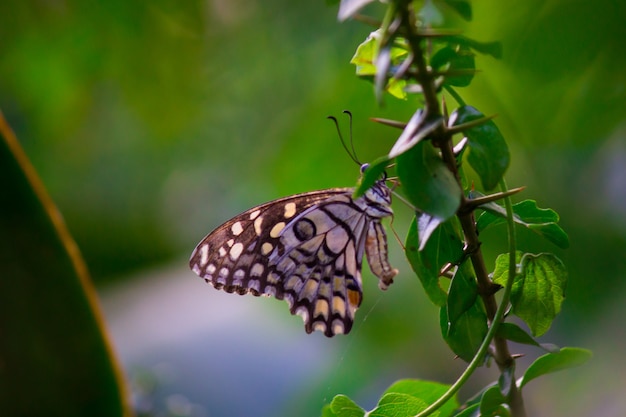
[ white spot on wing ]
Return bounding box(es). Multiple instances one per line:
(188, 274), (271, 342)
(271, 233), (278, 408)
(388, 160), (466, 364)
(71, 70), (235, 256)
(284, 202), (297, 218)
(332, 296), (346, 317)
(233, 269), (245, 285)
(261, 242), (273, 255)
(267, 271), (280, 284)
(295, 306), (309, 323)
(229, 242), (244, 260)
(218, 268), (229, 279)
(284, 293), (294, 307)
(248, 279), (260, 293)
(284, 275), (302, 291)
(251, 263), (264, 277)
(199, 244), (209, 267)
(270, 222), (286, 238)
(249, 209), (261, 220)
(313, 322), (326, 333)
(254, 216), (264, 236)
(314, 299), (329, 320)
(332, 320), (345, 335)
(231, 221), (244, 236)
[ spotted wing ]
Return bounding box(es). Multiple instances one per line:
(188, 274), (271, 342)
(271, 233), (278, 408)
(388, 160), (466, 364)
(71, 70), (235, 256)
(189, 188), (372, 337)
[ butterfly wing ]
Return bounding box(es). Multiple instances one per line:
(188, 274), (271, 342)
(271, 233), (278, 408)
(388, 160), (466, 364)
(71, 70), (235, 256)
(189, 189), (362, 331)
(266, 192), (371, 336)
(189, 182), (396, 337)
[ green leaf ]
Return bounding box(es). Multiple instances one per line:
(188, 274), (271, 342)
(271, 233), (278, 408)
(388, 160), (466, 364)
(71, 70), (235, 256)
(496, 322), (560, 353)
(418, 0), (444, 26)
(351, 30), (379, 75)
(477, 199), (570, 249)
(431, 45), (476, 87)
(482, 404), (510, 417)
(493, 252), (567, 336)
(329, 394), (365, 417)
(449, 105), (509, 190)
(519, 347), (593, 388)
(526, 222), (569, 249)
(383, 379), (458, 416)
(354, 155), (390, 198)
(452, 403), (479, 417)
(351, 30), (408, 100)
(0, 114), (127, 416)
(367, 380), (458, 417)
(460, 382), (496, 411)
(439, 299), (488, 364)
(439, 35), (502, 59)
(405, 216), (464, 306)
(496, 322), (539, 347)
(396, 140), (462, 220)
(406, 215), (446, 306)
(369, 393), (428, 417)
(431, 46), (457, 70)
(479, 385), (509, 416)
(447, 262), (479, 328)
(440, 263), (488, 362)
(322, 404), (337, 417)
(443, 0), (472, 21)
(385, 77), (409, 100)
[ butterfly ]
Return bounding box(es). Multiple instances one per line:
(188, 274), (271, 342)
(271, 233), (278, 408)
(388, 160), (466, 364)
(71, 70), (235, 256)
(189, 166), (398, 337)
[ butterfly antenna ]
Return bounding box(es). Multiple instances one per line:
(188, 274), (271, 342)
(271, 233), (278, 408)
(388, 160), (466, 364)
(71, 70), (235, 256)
(342, 110), (360, 165)
(327, 112), (360, 165)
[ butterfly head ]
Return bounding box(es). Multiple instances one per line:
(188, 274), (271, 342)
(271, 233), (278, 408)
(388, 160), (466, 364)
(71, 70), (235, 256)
(358, 166), (393, 218)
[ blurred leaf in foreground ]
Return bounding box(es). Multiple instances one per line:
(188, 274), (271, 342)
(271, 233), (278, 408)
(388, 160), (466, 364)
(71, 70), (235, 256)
(0, 111), (128, 417)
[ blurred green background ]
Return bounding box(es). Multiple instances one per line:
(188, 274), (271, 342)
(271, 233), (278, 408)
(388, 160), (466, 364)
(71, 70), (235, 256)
(1, 1), (625, 416)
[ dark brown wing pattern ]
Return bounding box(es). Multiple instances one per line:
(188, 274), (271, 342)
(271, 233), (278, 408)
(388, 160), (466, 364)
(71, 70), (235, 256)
(189, 181), (397, 337)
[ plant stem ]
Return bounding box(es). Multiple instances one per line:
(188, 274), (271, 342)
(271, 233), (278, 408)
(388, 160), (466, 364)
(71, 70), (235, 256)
(394, 3), (527, 416)
(500, 178), (526, 416)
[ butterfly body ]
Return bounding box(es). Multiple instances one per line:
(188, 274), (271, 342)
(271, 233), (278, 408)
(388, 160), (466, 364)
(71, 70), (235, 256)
(189, 178), (397, 337)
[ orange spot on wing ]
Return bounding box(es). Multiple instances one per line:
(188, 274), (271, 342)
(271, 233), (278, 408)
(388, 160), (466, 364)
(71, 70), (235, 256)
(347, 289), (361, 308)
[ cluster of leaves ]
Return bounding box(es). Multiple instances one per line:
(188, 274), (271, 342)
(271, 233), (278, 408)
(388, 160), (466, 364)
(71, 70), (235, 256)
(323, 1), (591, 416)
